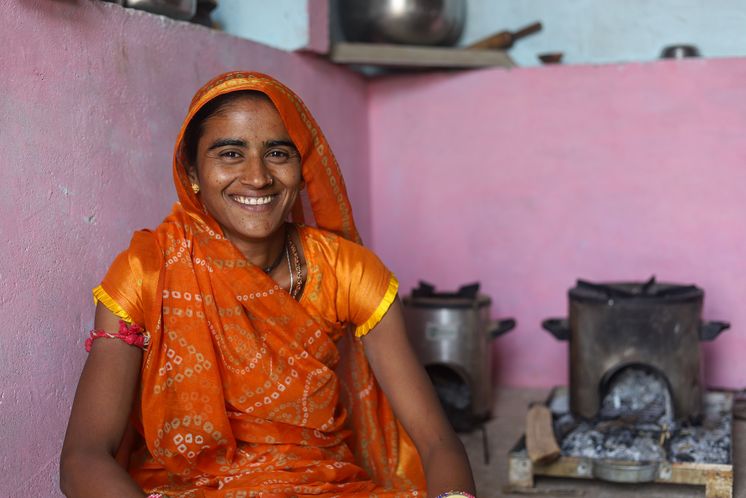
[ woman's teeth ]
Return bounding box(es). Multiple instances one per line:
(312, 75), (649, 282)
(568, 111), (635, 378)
(232, 195), (274, 206)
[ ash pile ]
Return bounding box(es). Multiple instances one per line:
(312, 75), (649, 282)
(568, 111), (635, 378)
(552, 368), (731, 464)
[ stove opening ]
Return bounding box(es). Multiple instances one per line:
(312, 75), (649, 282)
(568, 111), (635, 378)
(426, 364), (476, 432)
(599, 364), (674, 425)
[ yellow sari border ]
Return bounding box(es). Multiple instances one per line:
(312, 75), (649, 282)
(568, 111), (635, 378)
(355, 275), (399, 338)
(92, 285), (133, 323)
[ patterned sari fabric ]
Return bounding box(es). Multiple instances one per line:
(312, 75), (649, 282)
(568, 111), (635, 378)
(95, 72), (425, 496)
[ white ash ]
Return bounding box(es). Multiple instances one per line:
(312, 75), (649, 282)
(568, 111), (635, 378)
(599, 368), (673, 426)
(560, 422), (667, 462)
(669, 414), (731, 463)
(553, 368), (731, 464)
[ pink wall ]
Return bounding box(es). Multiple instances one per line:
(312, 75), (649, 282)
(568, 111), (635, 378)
(369, 60), (746, 390)
(0, 1), (368, 495)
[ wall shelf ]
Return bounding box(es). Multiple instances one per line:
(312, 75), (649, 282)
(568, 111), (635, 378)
(329, 42), (515, 69)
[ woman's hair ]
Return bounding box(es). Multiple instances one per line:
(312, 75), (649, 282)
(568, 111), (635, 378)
(183, 90), (271, 169)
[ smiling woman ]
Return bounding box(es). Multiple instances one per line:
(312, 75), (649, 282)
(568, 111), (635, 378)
(59, 72), (476, 498)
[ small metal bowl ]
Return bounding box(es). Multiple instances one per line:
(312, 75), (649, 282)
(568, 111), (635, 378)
(593, 459), (659, 483)
(660, 45), (701, 59)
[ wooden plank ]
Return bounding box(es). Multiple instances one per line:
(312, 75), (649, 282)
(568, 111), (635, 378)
(510, 448), (733, 494)
(668, 462), (733, 485)
(532, 457), (733, 485)
(525, 404), (561, 464)
(329, 42), (515, 68)
(704, 470), (734, 498)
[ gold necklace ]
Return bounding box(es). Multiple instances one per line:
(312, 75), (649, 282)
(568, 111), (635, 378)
(286, 235), (303, 299)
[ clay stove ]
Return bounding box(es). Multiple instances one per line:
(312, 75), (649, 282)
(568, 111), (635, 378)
(508, 278), (734, 497)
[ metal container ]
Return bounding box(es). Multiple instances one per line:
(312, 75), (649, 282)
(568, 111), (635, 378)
(126, 0), (196, 20)
(543, 278), (729, 421)
(403, 282), (515, 430)
(339, 0), (466, 46)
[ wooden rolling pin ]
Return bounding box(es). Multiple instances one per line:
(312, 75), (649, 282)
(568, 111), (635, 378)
(525, 403), (561, 465)
(468, 22), (542, 50)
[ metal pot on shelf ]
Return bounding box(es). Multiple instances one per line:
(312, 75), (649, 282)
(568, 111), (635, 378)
(125, 0), (196, 21)
(339, 0), (466, 46)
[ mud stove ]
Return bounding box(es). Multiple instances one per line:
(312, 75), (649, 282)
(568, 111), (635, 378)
(508, 278), (733, 497)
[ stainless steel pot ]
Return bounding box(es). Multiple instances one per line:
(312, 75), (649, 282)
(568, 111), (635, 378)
(339, 0), (466, 46)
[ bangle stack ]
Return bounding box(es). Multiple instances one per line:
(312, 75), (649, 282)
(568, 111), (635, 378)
(436, 492), (476, 498)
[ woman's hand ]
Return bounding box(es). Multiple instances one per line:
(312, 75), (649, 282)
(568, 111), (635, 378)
(362, 299), (477, 496)
(60, 304), (147, 497)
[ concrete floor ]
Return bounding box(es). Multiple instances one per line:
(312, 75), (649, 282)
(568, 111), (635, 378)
(458, 387), (742, 498)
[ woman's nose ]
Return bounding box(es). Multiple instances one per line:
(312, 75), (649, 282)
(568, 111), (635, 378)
(240, 154), (273, 188)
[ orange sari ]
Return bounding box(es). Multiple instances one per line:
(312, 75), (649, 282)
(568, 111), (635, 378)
(93, 72), (425, 496)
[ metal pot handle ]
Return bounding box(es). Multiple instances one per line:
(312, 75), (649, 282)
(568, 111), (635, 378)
(488, 318), (516, 340)
(542, 318), (570, 341)
(699, 320), (730, 341)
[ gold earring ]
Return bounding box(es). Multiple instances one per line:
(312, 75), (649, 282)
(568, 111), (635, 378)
(191, 183), (200, 194)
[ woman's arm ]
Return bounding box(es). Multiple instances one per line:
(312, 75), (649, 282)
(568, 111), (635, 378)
(362, 298), (476, 496)
(60, 303), (147, 497)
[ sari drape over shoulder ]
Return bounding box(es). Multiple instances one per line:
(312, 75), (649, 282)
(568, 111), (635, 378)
(94, 72), (425, 497)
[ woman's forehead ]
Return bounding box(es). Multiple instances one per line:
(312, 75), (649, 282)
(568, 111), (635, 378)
(200, 97), (292, 139)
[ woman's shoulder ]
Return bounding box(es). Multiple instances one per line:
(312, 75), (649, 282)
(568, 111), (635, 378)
(298, 225), (374, 261)
(298, 225), (388, 280)
(298, 224), (340, 244)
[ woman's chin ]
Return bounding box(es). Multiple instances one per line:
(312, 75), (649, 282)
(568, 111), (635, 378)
(222, 221), (288, 246)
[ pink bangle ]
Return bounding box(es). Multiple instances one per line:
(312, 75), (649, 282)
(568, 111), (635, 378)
(436, 492), (476, 498)
(146, 494), (163, 498)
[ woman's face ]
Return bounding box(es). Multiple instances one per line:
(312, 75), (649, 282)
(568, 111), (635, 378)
(189, 95), (303, 248)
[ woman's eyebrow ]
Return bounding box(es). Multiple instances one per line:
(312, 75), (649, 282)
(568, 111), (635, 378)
(207, 138), (246, 150)
(265, 140), (297, 149)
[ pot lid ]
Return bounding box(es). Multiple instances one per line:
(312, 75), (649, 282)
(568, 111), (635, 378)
(404, 281), (491, 309)
(569, 277), (703, 303)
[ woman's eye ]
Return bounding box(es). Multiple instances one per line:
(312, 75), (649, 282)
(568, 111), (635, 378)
(266, 150), (291, 162)
(220, 150), (241, 160)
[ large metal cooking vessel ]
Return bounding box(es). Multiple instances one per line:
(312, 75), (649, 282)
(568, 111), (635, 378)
(339, 0), (466, 46)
